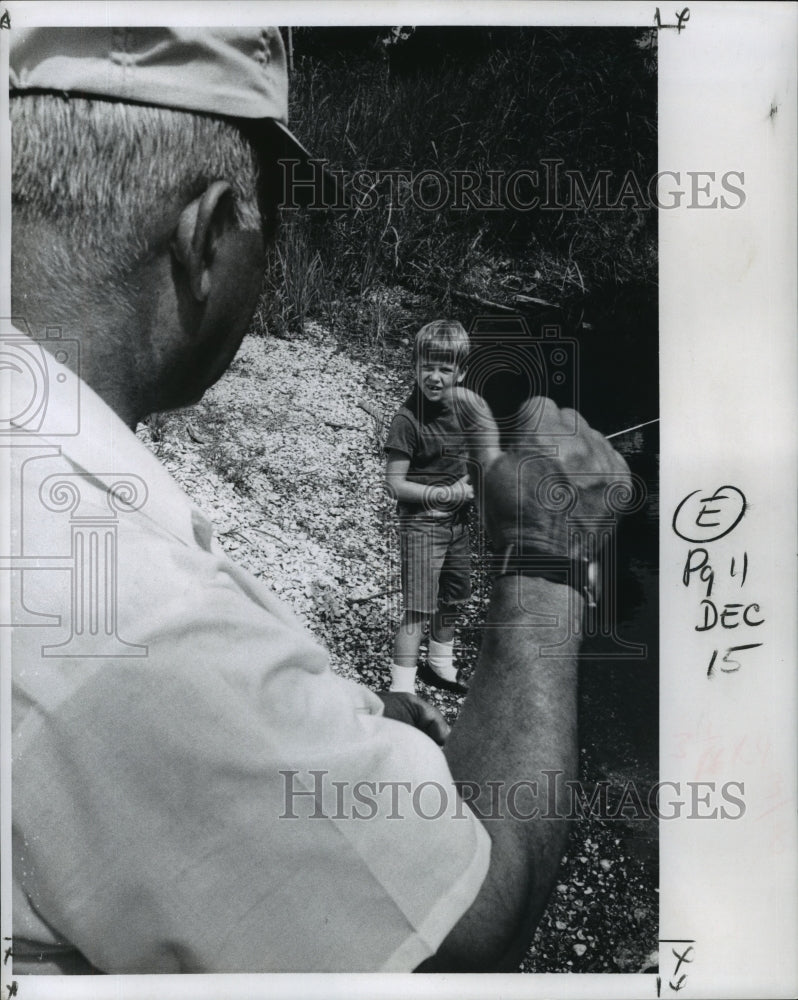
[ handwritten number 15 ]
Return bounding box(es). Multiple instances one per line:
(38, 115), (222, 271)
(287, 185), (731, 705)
(707, 643), (763, 676)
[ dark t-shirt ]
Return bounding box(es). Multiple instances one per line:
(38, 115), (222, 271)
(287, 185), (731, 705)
(384, 388), (469, 514)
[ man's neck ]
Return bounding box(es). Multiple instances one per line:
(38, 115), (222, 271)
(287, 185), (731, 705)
(13, 225), (154, 429)
(24, 315), (148, 429)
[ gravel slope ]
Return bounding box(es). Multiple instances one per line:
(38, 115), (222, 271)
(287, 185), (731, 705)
(139, 328), (405, 685)
(137, 328), (658, 975)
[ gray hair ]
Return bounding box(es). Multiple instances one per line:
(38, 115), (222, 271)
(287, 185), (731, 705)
(11, 94), (264, 275)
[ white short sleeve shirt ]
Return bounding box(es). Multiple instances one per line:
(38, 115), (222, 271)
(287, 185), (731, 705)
(7, 329), (490, 974)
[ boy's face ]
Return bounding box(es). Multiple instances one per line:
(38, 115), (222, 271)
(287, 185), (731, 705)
(416, 354), (464, 402)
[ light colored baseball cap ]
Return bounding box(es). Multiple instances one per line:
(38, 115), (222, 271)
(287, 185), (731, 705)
(9, 26), (313, 161)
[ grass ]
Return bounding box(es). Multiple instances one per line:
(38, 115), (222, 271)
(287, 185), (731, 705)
(262, 26), (657, 343)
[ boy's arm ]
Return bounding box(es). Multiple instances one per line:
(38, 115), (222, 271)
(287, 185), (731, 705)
(385, 450), (472, 509)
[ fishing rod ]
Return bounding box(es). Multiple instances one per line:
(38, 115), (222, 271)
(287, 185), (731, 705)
(606, 418), (659, 441)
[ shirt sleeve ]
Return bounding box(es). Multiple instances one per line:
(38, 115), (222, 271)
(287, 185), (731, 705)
(384, 410), (417, 459)
(13, 536), (490, 974)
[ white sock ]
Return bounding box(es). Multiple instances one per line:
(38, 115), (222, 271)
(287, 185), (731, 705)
(389, 664), (417, 693)
(427, 639), (458, 682)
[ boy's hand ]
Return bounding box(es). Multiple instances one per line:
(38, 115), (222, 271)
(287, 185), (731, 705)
(482, 397), (632, 558)
(423, 473), (473, 513)
(453, 474), (474, 504)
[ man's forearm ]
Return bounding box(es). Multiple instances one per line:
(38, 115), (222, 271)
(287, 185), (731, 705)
(422, 575), (583, 971)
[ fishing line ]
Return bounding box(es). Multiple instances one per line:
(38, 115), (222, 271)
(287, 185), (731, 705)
(606, 418), (659, 440)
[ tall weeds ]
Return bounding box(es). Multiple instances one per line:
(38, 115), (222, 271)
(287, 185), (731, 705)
(264, 27), (656, 340)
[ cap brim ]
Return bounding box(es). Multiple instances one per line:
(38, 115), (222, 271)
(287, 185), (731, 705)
(271, 119), (315, 163)
(267, 119), (343, 210)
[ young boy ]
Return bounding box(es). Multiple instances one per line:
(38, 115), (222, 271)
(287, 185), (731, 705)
(385, 320), (474, 695)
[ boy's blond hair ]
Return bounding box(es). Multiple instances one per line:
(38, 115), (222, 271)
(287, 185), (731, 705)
(413, 320), (470, 369)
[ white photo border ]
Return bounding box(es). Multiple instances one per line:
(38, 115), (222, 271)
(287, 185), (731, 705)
(1, 2), (795, 999)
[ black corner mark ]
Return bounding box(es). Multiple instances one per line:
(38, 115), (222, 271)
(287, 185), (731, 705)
(671, 944), (694, 974)
(657, 940), (695, 994)
(654, 7), (690, 31)
(5, 983), (17, 999)
(0, 9), (10, 29)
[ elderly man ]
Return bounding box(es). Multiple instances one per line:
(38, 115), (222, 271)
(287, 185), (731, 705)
(5, 27), (630, 975)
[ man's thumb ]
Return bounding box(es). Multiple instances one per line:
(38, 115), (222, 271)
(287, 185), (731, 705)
(450, 388), (502, 473)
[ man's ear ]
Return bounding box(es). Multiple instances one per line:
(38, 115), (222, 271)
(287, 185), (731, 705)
(172, 181), (235, 302)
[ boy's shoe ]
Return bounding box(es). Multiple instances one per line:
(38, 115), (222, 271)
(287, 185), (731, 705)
(418, 660), (469, 695)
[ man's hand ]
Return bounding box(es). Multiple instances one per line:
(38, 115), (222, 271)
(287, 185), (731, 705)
(447, 388), (630, 557)
(445, 387), (502, 474)
(376, 692), (450, 746)
(478, 396), (631, 560)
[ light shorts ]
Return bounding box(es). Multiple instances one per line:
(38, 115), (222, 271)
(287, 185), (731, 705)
(399, 513), (472, 615)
